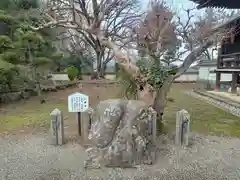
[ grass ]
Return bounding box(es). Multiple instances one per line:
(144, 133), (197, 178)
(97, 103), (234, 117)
(164, 84), (240, 137)
(0, 83), (239, 137)
(0, 97), (68, 134)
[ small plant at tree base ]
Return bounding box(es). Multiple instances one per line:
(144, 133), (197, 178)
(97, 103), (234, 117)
(66, 66), (79, 81)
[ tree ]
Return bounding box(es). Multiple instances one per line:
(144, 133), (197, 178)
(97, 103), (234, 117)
(41, 0), (142, 78)
(176, 7), (240, 62)
(32, 0), (214, 132)
(0, 0), (65, 103)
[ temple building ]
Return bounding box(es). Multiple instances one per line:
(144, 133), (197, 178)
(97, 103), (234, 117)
(190, 0), (240, 93)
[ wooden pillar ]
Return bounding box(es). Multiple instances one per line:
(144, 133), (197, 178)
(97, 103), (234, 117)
(216, 46), (222, 90)
(237, 73), (240, 84)
(216, 71), (221, 89)
(231, 72), (238, 93)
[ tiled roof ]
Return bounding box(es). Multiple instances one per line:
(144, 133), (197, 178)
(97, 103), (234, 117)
(190, 0), (240, 9)
(212, 14), (240, 32)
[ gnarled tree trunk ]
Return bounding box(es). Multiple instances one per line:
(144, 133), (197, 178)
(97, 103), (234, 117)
(100, 38), (212, 134)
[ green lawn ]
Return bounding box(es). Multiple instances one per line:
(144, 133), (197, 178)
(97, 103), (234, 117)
(164, 84), (240, 137)
(0, 97), (69, 134)
(0, 83), (239, 137)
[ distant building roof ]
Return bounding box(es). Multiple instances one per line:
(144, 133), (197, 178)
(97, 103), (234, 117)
(190, 0), (240, 9)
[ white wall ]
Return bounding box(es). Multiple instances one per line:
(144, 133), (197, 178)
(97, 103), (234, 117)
(105, 74), (116, 80)
(50, 74), (70, 81)
(175, 74), (198, 82)
(106, 73), (199, 82)
(199, 67), (212, 80)
(198, 66), (232, 82)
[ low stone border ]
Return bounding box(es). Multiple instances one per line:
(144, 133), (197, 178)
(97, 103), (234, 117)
(0, 81), (79, 104)
(185, 90), (240, 117)
(0, 80), (120, 104)
(194, 90), (240, 108)
(173, 81), (197, 83)
(41, 81), (78, 92)
(79, 80), (120, 86)
(79, 80), (118, 84)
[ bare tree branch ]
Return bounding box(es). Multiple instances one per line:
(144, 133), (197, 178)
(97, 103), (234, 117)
(174, 41), (213, 79)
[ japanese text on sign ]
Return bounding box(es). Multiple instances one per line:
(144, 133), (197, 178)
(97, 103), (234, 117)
(68, 92), (89, 112)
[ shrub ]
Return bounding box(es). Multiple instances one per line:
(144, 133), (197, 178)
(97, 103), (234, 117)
(65, 66), (78, 81)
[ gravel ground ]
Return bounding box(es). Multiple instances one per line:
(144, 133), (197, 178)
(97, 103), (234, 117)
(185, 90), (240, 117)
(0, 132), (240, 180)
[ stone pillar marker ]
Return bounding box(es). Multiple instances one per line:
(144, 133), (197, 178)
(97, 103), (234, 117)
(148, 107), (157, 164)
(82, 107), (94, 142)
(50, 108), (64, 145)
(175, 109), (190, 147)
(81, 110), (92, 142)
(237, 87), (240, 96)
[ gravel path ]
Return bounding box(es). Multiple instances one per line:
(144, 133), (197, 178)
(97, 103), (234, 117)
(1, 133), (240, 180)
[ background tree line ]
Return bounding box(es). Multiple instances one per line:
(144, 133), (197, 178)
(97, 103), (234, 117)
(0, 0), (92, 102)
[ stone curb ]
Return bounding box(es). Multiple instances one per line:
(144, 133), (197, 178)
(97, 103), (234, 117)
(193, 90), (240, 108)
(185, 90), (240, 117)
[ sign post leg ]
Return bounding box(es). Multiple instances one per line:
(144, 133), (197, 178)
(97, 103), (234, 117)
(77, 112), (81, 136)
(88, 114), (92, 130)
(55, 116), (58, 145)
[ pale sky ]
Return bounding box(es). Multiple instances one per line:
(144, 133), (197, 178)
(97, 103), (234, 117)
(137, 0), (204, 66)
(141, 0), (196, 11)
(141, 0), (203, 21)
(166, 0), (196, 9)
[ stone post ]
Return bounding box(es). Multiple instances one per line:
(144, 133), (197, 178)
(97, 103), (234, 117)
(175, 109), (190, 147)
(82, 108), (94, 142)
(149, 108), (157, 164)
(50, 108), (64, 145)
(82, 114), (90, 142)
(237, 87), (240, 96)
(152, 110), (157, 145)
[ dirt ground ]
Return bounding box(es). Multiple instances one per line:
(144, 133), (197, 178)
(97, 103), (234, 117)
(0, 80), (121, 138)
(59, 81), (122, 141)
